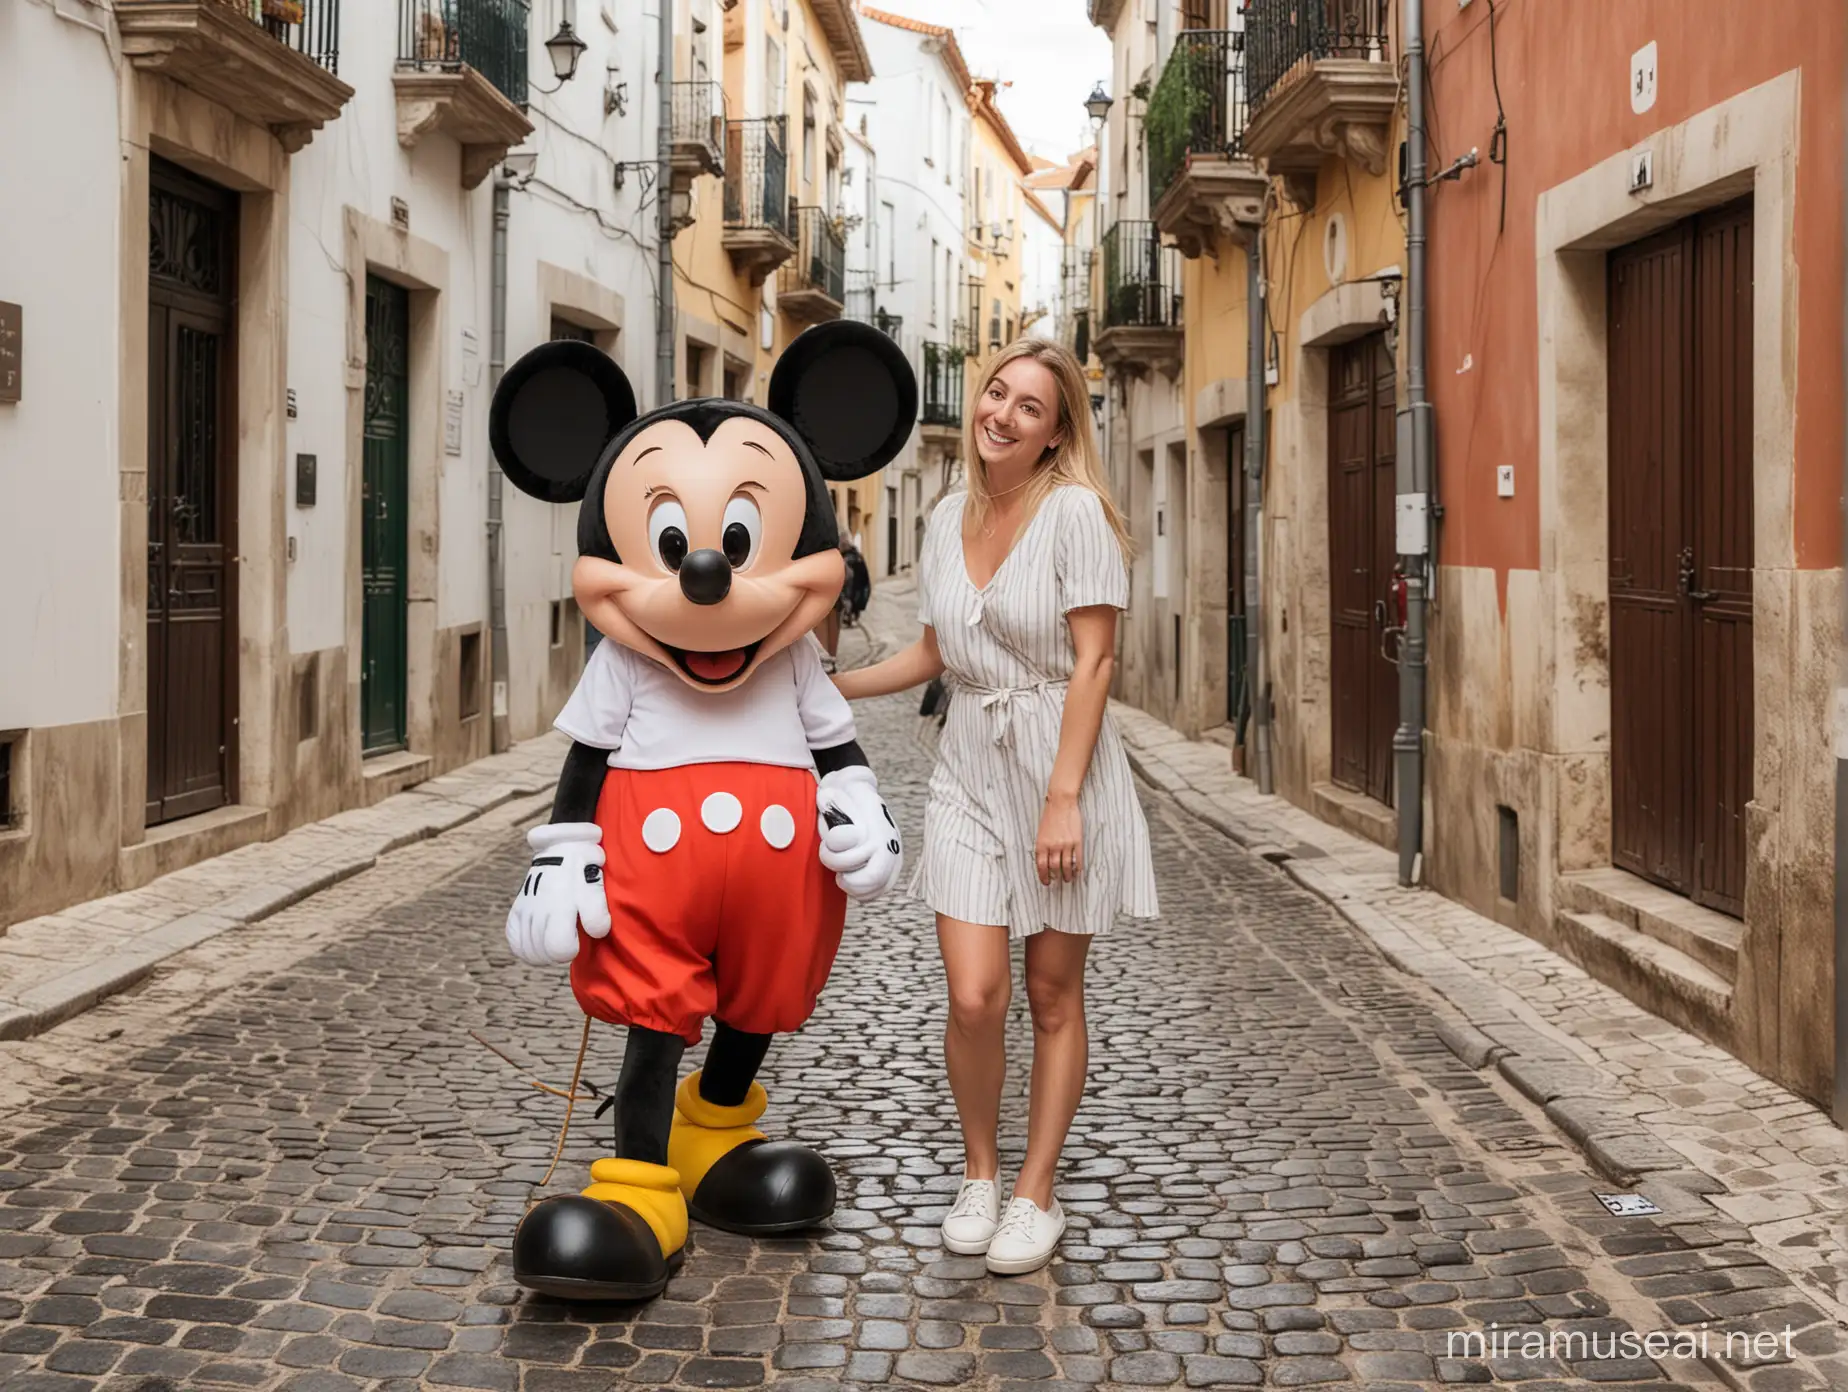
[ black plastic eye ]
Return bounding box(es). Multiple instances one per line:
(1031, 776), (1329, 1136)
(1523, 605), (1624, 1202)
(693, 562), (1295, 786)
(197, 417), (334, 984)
(723, 522), (753, 568)
(658, 528), (688, 571)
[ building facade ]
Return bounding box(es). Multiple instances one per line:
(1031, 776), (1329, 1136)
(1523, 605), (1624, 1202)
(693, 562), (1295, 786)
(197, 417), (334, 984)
(857, 6), (975, 569)
(1419, 0), (1845, 1106)
(0, 0), (658, 931)
(1090, 0), (1846, 1109)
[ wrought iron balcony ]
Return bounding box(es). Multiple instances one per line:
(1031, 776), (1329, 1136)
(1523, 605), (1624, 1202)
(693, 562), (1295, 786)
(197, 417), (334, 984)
(920, 342), (966, 431)
(778, 206), (846, 324)
(1147, 29), (1266, 257)
(671, 80), (726, 187)
(1060, 246), (1093, 316)
(393, 0), (534, 188)
(398, 0), (530, 106)
(723, 117), (796, 286)
(1095, 221), (1183, 380)
(115, 0), (354, 151)
(872, 309), (903, 341)
(1241, 0), (1396, 204)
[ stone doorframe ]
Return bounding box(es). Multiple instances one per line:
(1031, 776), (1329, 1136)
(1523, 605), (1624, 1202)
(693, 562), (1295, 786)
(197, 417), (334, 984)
(540, 262), (626, 359)
(1190, 377), (1247, 735)
(1533, 72), (1801, 1059)
(1282, 274), (1401, 818)
(341, 209), (449, 771)
(118, 76), (292, 851)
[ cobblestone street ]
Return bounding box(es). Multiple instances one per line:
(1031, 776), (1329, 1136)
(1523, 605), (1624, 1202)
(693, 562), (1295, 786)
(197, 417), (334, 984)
(1, 641), (1843, 1391)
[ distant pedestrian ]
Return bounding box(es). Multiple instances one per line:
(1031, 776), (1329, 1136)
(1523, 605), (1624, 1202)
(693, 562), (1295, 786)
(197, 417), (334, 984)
(832, 339), (1158, 1275)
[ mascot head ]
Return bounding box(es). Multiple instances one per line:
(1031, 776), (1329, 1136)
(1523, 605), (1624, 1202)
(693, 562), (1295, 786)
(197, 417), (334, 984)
(489, 321), (916, 693)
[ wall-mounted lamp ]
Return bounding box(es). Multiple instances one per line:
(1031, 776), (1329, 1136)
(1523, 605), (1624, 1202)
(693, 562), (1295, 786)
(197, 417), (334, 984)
(605, 75), (629, 118)
(1084, 81), (1113, 128)
(529, 19), (588, 95)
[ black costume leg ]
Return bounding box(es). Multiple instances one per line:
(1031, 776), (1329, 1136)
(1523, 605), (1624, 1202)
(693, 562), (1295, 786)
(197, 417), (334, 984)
(511, 1024), (689, 1303)
(670, 1021), (836, 1235)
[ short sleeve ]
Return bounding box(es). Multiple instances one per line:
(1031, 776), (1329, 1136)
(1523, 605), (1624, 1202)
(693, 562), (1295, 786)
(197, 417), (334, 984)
(554, 638), (635, 748)
(1055, 488), (1128, 613)
(791, 634), (856, 749)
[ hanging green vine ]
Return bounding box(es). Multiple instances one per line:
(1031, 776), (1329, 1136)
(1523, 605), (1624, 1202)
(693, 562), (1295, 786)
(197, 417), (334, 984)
(1145, 34), (1227, 207)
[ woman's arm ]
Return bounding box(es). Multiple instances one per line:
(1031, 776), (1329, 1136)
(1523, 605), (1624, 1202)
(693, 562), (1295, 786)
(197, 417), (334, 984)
(832, 626), (945, 701)
(1035, 605), (1117, 884)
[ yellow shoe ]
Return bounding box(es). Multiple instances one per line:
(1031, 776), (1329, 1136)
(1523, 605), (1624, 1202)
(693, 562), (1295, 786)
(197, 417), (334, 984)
(669, 1071), (837, 1236)
(512, 1159), (688, 1302)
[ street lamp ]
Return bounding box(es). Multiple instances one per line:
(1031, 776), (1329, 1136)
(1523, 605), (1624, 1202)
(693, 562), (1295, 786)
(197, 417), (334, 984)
(544, 20), (589, 84)
(1084, 82), (1113, 127)
(501, 149), (538, 185)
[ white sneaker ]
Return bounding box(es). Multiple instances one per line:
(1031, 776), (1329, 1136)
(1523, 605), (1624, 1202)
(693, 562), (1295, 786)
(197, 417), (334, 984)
(940, 1177), (1001, 1255)
(984, 1195), (1066, 1275)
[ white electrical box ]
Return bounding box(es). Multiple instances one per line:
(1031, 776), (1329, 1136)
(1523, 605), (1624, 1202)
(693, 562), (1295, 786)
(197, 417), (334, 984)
(1395, 494), (1429, 556)
(1497, 465), (1515, 498)
(1631, 41), (1658, 115)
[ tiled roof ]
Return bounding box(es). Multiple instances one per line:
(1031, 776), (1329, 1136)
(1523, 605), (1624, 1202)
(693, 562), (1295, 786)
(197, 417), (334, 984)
(857, 4), (972, 93)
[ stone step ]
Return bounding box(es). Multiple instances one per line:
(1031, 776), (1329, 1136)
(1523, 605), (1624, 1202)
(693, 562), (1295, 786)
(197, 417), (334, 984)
(1557, 866), (1742, 983)
(1552, 910), (1736, 1055)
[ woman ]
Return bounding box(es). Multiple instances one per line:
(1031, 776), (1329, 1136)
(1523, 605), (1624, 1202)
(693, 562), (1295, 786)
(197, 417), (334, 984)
(833, 339), (1158, 1275)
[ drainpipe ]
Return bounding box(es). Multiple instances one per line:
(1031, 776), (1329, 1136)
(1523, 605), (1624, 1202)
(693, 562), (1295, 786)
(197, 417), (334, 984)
(487, 176), (512, 754)
(655, 0), (676, 408)
(1395, 0), (1434, 888)
(1835, 72), (1848, 1128)
(1245, 222), (1273, 796)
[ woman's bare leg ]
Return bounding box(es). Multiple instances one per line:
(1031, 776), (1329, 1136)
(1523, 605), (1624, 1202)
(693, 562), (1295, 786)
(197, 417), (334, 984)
(937, 914), (1012, 1180)
(1013, 929), (1092, 1208)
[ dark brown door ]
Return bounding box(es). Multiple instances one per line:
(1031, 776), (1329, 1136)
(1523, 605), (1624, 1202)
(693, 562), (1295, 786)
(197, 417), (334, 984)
(1608, 198), (1753, 916)
(1327, 332), (1397, 806)
(1227, 420), (1247, 729)
(147, 159), (237, 826)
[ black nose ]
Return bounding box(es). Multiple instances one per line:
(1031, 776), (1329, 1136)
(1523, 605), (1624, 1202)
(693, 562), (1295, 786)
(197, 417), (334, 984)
(678, 548), (732, 606)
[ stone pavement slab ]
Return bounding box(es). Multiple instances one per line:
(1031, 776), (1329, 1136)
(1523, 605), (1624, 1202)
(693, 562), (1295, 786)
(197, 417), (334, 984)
(1100, 688), (1848, 1331)
(0, 732), (569, 1043)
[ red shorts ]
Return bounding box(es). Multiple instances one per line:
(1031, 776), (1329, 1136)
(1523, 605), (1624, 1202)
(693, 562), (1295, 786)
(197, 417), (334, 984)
(570, 762), (848, 1045)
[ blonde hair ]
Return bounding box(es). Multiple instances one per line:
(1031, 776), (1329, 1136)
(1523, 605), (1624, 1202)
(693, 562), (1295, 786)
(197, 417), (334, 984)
(962, 339), (1133, 561)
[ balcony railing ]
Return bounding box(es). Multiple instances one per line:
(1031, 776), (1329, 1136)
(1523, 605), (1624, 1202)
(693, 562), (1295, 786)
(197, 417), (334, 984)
(1147, 29), (1248, 207)
(672, 80), (725, 167)
(1100, 221), (1182, 331)
(398, 0), (531, 108)
(724, 117), (791, 237)
(1060, 246), (1093, 316)
(780, 205), (846, 304)
(1245, 0), (1390, 111)
(215, 0), (342, 73)
(920, 342), (966, 428)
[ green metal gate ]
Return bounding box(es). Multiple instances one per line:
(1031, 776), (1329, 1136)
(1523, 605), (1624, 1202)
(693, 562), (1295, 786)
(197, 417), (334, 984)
(362, 276), (410, 755)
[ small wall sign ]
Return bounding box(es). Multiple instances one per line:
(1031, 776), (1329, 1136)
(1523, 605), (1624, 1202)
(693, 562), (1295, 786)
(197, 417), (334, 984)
(445, 390), (465, 455)
(0, 301), (20, 404)
(296, 453), (317, 507)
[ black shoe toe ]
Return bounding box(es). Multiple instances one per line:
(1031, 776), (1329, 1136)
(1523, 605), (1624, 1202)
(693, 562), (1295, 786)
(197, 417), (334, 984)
(513, 1195), (676, 1302)
(689, 1140), (837, 1236)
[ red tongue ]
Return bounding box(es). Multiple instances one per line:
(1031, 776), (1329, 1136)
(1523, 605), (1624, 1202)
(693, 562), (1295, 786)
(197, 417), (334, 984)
(685, 649), (749, 682)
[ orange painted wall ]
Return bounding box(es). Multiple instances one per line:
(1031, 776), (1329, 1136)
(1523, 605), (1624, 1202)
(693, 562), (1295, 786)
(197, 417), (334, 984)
(1424, 0), (1844, 582)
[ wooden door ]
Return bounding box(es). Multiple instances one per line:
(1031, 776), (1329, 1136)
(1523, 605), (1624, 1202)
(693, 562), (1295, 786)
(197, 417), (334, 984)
(1227, 420), (1247, 729)
(146, 159), (236, 826)
(1327, 332), (1397, 806)
(362, 276), (410, 755)
(1608, 198), (1753, 915)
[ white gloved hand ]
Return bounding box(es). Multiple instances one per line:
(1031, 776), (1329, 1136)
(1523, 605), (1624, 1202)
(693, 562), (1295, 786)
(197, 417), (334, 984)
(505, 822), (611, 966)
(816, 766), (904, 902)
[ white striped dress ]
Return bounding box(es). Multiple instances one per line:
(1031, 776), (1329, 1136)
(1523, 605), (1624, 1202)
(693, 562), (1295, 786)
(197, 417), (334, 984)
(908, 486), (1160, 939)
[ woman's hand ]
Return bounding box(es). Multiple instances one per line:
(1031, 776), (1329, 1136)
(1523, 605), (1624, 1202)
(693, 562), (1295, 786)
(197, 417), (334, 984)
(1035, 792), (1083, 886)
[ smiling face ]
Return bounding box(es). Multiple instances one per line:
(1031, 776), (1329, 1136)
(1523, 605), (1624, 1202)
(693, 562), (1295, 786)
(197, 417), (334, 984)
(573, 414), (845, 692)
(972, 356), (1066, 477)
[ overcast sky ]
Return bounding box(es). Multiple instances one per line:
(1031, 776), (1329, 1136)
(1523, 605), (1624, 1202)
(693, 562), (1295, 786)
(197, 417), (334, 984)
(896, 1), (1112, 163)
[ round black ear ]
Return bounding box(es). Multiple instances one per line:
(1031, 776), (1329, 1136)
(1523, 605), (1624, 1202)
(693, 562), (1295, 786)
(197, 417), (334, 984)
(766, 322), (917, 482)
(488, 341), (638, 504)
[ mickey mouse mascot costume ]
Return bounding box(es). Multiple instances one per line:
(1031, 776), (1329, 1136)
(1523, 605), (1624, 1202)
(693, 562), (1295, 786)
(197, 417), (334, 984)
(488, 321), (914, 1301)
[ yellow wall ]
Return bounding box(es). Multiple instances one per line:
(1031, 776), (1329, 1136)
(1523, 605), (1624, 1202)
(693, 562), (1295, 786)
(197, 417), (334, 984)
(968, 113), (1026, 357)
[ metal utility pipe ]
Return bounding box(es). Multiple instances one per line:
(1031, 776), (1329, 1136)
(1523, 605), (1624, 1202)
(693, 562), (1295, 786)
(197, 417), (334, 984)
(1246, 226), (1272, 796)
(1395, 0), (1434, 887)
(487, 178), (512, 754)
(655, 0), (676, 408)
(1834, 72), (1848, 1129)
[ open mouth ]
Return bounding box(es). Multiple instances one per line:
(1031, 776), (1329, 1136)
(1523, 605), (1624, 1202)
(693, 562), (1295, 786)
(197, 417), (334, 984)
(982, 425), (1017, 448)
(664, 640), (762, 685)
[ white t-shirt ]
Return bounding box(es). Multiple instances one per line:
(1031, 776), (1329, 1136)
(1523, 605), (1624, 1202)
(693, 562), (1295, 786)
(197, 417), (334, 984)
(555, 634), (856, 772)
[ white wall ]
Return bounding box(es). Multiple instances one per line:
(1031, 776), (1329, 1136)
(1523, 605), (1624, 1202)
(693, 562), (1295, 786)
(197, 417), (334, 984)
(0, 2), (123, 729)
(283, 1), (659, 734)
(1021, 202), (1064, 339)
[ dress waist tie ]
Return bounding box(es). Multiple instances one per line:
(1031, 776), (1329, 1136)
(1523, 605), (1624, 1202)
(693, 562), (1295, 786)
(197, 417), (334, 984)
(951, 678), (1070, 747)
